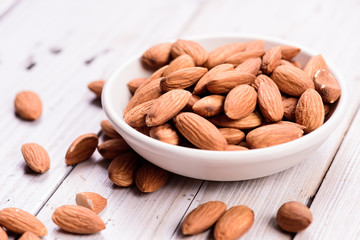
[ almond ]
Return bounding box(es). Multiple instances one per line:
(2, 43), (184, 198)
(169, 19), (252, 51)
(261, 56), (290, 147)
(65, 133), (98, 165)
(226, 145), (249, 151)
(261, 46), (282, 74)
(291, 60), (302, 69)
(174, 112), (228, 151)
(219, 128), (245, 145)
(127, 78), (146, 94)
(170, 39), (208, 66)
(271, 64), (314, 96)
(21, 143), (50, 173)
(97, 138), (131, 159)
(0, 228), (7, 240)
(209, 112), (262, 130)
(149, 124), (180, 145)
(214, 205), (254, 240)
(135, 126), (151, 136)
(205, 42), (247, 68)
(146, 90), (191, 127)
(138, 65), (169, 90)
(280, 45), (301, 60)
(245, 40), (265, 51)
(324, 103), (331, 115)
(76, 192), (107, 214)
(183, 94), (201, 111)
(88, 80), (105, 98)
(314, 69), (341, 103)
(224, 85), (257, 120)
(100, 120), (121, 139)
(246, 124), (304, 149)
(282, 97), (298, 121)
(193, 64), (234, 95)
(135, 163), (169, 193)
(0, 208), (47, 236)
(276, 201), (313, 233)
(192, 95), (225, 117)
(225, 50), (265, 66)
(14, 91), (42, 121)
(141, 42), (172, 68)
(303, 54), (328, 79)
(295, 89), (324, 133)
(52, 205), (105, 234)
(275, 121), (306, 130)
(124, 100), (156, 127)
(162, 54), (194, 77)
(108, 152), (140, 187)
(19, 231), (40, 240)
(182, 201), (227, 235)
(124, 77), (162, 114)
(161, 67), (208, 92)
(207, 71), (255, 94)
(235, 57), (262, 75)
(257, 76), (284, 122)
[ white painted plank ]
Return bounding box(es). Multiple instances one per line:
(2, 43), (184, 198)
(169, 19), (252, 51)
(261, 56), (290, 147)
(0, 0), (20, 19)
(294, 107), (360, 239)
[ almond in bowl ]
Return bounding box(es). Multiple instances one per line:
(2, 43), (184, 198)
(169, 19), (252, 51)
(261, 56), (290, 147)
(102, 35), (348, 181)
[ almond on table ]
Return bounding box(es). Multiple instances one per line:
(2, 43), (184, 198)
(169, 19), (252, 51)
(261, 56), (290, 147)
(65, 133), (98, 165)
(21, 143), (50, 173)
(88, 80), (105, 98)
(14, 91), (42, 121)
(76, 192), (107, 214)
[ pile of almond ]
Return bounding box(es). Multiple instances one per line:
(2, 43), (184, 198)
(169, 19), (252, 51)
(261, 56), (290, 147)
(124, 39), (341, 150)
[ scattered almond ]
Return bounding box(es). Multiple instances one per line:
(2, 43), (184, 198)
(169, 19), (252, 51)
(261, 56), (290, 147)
(192, 95), (225, 117)
(171, 39), (208, 66)
(21, 143), (50, 173)
(52, 205), (105, 234)
(149, 124), (180, 145)
(18, 231), (41, 240)
(108, 152), (140, 187)
(182, 201), (226, 235)
(141, 42), (172, 68)
(135, 163), (169, 193)
(14, 91), (42, 121)
(97, 138), (131, 159)
(276, 201), (313, 233)
(76, 192), (107, 214)
(0, 208), (47, 236)
(100, 120), (121, 138)
(88, 80), (105, 98)
(65, 133), (98, 165)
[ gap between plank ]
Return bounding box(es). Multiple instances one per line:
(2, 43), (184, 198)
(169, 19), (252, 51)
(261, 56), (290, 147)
(0, 0), (23, 20)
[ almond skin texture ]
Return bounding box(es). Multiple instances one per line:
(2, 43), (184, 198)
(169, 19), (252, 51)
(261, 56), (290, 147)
(135, 163), (169, 193)
(52, 205), (105, 234)
(303, 54), (329, 79)
(282, 97), (298, 121)
(226, 145), (249, 151)
(193, 64), (234, 95)
(161, 67), (208, 92)
(262, 46), (282, 74)
(257, 76), (284, 122)
(14, 91), (42, 121)
(146, 90), (191, 127)
(245, 39), (265, 51)
(224, 85), (257, 120)
(0, 208), (47, 236)
(192, 95), (225, 117)
(19, 231), (41, 240)
(207, 71), (256, 94)
(214, 205), (254, 240)
(141, 42), (172, 68)
(124, 100), (156, 128)
(276, 201), (313, 233)
(88, 80), (105, 98)
(280, 45), (301, 60)
(225, 50), (265, 65)
(206, 42), (247, 68)
(97, 138), (131, 159)
(162, 54), (194, 77)
(209, 112), (262, 130)
(271, 64), (314, 96)
(246, 124), (304, 149)
(174, 112), (228, 151)
(295, 89), (325, 133)
(65, 133), (98, 165)
(21, 143), (50, 173)
(183, 94), (201, 112)
(108, 152), (140, 187)
(0, 228), (7, 240)
(127, 78), (146, 94)
(171, 39), (208, 66)
(150, 124), (180, 145)
(124, 77), (162, 114)
(138, 65), (168, 90)
(219, 128), (245, 145)
(314, 69), (341, 103)
(235, 57), (262, 75)
(76, 192), (107, 214)
(182, 201), (227, 235)
(100, 120), (121, 139)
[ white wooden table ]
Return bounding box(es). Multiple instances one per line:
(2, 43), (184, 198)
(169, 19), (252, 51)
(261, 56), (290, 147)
(1, 0), (360, 239)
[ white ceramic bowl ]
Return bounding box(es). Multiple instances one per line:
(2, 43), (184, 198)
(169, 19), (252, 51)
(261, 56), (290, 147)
(102, 34), (348, 181)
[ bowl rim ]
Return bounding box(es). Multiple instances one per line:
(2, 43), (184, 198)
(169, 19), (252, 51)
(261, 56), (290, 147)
(102, 33), (348, 164)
